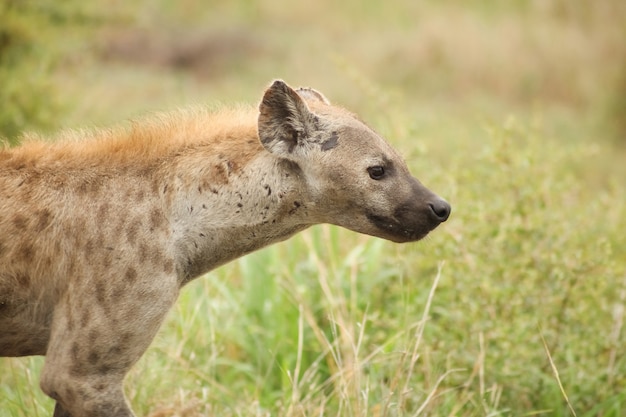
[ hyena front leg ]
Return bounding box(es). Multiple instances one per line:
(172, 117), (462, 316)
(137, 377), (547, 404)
(49, 384), (129, 417)
(40, 272), (179, 417)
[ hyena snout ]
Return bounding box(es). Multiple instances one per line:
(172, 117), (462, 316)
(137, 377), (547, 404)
(428, 197), (451, 223)
(366, 191), (451, 243)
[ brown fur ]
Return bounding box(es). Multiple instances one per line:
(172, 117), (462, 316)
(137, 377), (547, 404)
(0, 80), (450, 417)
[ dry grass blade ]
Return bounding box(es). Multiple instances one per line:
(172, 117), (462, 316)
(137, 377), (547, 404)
(401, 261), (445, 403)
(538, 326), (577, 417)
(285, 304), (305, 416)
(412, 368), (465, 417)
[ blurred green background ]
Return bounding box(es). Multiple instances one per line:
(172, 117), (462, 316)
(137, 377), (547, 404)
(1, 1), (625, 416)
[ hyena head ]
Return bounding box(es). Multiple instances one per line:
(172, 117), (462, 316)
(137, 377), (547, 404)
(258, 80), (450, 243)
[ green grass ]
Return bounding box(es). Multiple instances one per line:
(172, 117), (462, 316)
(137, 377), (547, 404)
(2, 1), (626, 416)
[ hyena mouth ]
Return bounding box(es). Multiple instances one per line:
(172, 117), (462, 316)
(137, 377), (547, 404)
(365, 213), (432, 243)
(365, 196), (451, 243)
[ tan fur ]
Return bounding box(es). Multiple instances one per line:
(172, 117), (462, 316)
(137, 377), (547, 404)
(5, 107), (258, 167)
(0, 81), (450, 417)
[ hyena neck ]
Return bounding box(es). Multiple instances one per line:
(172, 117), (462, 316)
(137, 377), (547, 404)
(165, 152), (315, 283)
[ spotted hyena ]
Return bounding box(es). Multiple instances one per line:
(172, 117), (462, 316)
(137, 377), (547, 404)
(0, 80), (450, 417)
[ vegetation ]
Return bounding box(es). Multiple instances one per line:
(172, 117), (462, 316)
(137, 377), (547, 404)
(0, 0), (111, 144)
(1, 1), (625, 416)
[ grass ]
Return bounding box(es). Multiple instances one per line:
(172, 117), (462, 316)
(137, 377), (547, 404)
(1, 0), (626, 416)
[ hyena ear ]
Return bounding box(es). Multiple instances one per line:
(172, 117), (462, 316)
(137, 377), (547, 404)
(295, 87), (331, 105)
(258, 80), (319, 156)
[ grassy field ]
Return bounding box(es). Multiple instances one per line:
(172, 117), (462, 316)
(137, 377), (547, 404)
(2, 1), (626, 416)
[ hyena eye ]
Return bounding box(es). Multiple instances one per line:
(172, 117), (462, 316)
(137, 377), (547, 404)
(367, 166), (385, 180)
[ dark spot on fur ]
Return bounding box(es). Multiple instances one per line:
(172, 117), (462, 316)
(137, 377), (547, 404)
(77, 179), (102, 195)
(17, 243), (33, 261)
(35, 209), (52, 232)
(77, 182), (88, 195)
(67, 260), (77, 276)
(202, 204), (207, 209)
(66, 305), (75, 331)
(98, 364), (112, 375)
(150, 246), (164, 265)
(75, 217), (87, 234)
(12, 214), (28, 230)
(81, 310), (91, 327)
(164, 259), (174, 274)
(84, 239), (95, 258)
(120, 332), (132, 345)
(321, 131), (339, 151)
(107, 345), (122, 356)
(72, 343), (79, 359)
(88, 351), (100, 365)
(15, 273), (29, 289)
(289, 201), (302, 215)
(237, 202), (243, 208)
(125, 220), (141, 245)
(64, 388), (76, 403)
(125, 267), (137, 283)
(102, 251), (113, 268)
(95, 282), (106, 304)
(112, 287), (124, 299)
(149, 208), (164, 230)
(138, 243), (149, 263)
(89, 329), (100, 344)
(215, 163), (229, 183)
(136, 190), (145, 201)
(98, 203), (110, 219)
(265, 185), (272, 195)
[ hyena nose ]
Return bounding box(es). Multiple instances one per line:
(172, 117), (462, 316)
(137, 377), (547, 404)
(429, 198), (451, 222)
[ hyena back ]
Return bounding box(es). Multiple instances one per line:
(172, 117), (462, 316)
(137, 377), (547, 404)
(0, 80), (450, 417)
